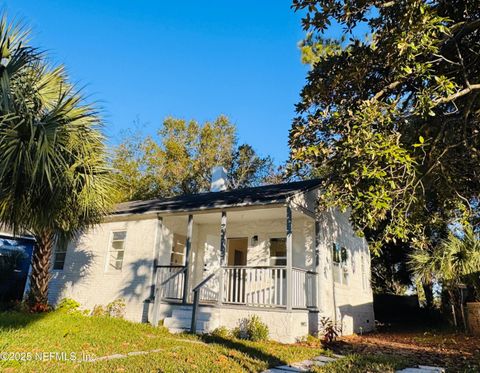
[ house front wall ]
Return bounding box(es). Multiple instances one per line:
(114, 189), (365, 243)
(49, 217), (158, 322)
(48, 187), (374, 338)
(316, 208), (375, 335)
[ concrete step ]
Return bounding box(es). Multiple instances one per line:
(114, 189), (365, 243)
(171, 309), (215, 322)
(164, 318), (210, 331)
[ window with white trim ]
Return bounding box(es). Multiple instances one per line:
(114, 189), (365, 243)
(361, 254), (368, 291)
(53, 242), (68, 270)
(269, 237), (286, 266)
(332, 243), (349, 285)
(170, 234), (186, 265)
(107, 231), (127, 271)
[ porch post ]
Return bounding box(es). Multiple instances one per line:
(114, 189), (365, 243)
(182, 214), (194, 304)
(218, 211), (227, 305)
(151, 215), (163, 326)
(286, 204), (293, 311)
(313, 219), (321, 310)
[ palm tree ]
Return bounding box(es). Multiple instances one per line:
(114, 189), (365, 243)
(410, 226), (480, 313)
(0, 17), (115, 305)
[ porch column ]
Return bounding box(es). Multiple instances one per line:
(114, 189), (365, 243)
(151, 215), (163, 326)
(286, 204), (293, 311)
(218, 211), (227, 305)
(313, 219), (321, 310)
(182, 214), (193, 304)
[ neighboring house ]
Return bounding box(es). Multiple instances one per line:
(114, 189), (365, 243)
(0, 230), (35, 302)
(49, 168), (374, 343)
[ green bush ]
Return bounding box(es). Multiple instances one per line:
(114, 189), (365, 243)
(232, 315), (269, 342)
(106, 298), (126, 318)
(56, 298), (81, 313)
(210, 326), (231, 339)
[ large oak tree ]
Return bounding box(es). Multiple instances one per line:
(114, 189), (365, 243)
(290, 0), (480, 252)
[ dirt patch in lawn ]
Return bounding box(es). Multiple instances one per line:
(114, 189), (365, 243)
(330, 325), (480, 372)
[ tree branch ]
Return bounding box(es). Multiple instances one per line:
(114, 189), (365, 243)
(371, 80), (402, 102)
(434, 84), (480, 105)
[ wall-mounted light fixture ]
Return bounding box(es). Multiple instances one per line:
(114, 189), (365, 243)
(251, 235), (258, 246)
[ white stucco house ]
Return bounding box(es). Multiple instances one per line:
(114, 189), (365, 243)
(49, 169), (374, 343)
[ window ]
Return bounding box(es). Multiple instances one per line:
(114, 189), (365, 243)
(170, 234), (186, 265)
(361, 255), (368, 291)
(332, 243), (349, 285)
(53, 242), (68, 270)
(269, 237), (286, 266)
(107, 231), (127, 271)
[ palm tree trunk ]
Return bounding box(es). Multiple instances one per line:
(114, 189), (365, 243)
(29, 230), (54, 305)
(422, 282), (434, 309)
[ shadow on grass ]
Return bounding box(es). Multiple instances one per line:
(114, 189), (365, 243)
(200, 334), (287, 369)
(0, 310), (49, 330)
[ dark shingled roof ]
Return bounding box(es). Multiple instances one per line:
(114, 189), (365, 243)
(114, 179), (321, 215)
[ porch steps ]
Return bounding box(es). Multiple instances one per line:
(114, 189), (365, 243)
(163, 305), (219, 334)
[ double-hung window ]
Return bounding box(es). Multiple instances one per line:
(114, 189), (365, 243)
(108, 231), (127, 271)
(361, 254), (368, 291)
(170, 234), (186, 266)
(332, 243), (349, 285)
(269, 237), (287, 266)
(53, 242), (68, 270)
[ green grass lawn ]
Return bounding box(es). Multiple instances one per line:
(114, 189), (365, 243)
(0, 310), (324, 372)
(0, 310), (430, 372)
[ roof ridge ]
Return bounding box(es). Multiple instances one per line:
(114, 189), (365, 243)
(114, 178), (321, 215)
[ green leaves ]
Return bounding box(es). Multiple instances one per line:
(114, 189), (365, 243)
(112, 116), (278, 201)
(291, 0), (480, 250)
(410, 225), (480, 300)
(0, 15), (115, 239)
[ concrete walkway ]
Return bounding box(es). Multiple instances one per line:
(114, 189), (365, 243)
(262, 355), (340, 372)
(262, 355), (445, 373)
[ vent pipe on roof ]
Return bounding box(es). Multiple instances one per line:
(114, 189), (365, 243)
(210, 166), (228, 192)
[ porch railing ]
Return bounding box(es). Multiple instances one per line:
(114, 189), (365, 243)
(156, 265), (186, 301)
(157, 265), (317, 309)
(292, 267), (317, 309)
(222, 266), (287, 307)
(193, 266), (317, 309)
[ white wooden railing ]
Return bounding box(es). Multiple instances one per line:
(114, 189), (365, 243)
(156, 265), (185, 300)
(193, 266), (316, 309)
(158, 265), (317, 309)
(292, 267), (317, 309)
(222, 266), (287, 307)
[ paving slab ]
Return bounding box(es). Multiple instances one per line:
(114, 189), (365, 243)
(263, 355), (445, 373)
(396, 366), (445, 373)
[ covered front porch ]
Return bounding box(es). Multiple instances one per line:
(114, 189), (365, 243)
(150, 204), (320, 333)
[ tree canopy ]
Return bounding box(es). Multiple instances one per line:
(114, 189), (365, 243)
(290, 0), (480, 251)
(113, 116), (278, 201)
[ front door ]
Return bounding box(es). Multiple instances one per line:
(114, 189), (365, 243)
(227, 238), (248, 266)
(226, 238), (248, 303)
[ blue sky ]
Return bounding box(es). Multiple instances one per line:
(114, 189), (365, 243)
(8, 1), (310, 164)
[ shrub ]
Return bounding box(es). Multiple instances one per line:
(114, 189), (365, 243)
(210, 326), (231, 339)
(297, 334), (323, 347)
(56, 298), (81, 313)
(232, 315), (269, 342)
(30, 302), (50, 313)
(319, 317), (340, 344)
(106, 298), (126, 318)
(91, 305), (106, 317)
